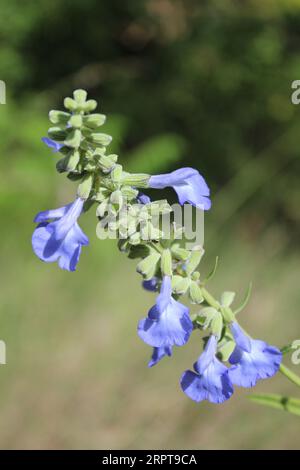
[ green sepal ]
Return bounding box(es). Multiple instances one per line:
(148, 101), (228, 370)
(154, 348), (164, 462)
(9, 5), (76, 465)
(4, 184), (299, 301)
(171, 244), (190, 261)
(88, 132), (112, 146)
(189, 281), (204, 304)
(136, 252), (161, 280)
(48, 127), (67, 141)
(211, 312), (223, 339)
(64, 129), (82, 148)
(83, 99), (97, 112)
(73, 89), (87, 105)
(185, 248), (204, 275)
(83, 114), (106, 129)
(160, 249), (173, 276)
(121, 172), (150, 188)
(172, 275), (191, 295)
(64, 97), (78, 112)
(69, 114), (83, 129)
(221, 306), (235, 323)
(77, 173), (93, 199)
(194, 307), (218, 329)
(49, 110), (70, 125)
(56, 149), (80, 173)
(220, 291), (236, 308)
(217, 336), (235, 361)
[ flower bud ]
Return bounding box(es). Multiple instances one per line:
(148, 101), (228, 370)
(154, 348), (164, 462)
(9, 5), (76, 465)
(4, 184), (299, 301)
(189, 281), (204, 304)
(161, 249), (173, 276)
(77, 173), (93, 199)
(137, 252), (161, 280)
(83, 114), (106, 129)
(49, 110), (70, 125)
(64, 129), (82, 148)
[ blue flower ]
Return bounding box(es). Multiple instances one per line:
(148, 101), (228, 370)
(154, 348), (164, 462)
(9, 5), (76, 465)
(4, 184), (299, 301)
(180, 335), (234, 403)
(137, 192), (151, 204)
(142, 277), (158, 292)
(149, 167), (211, 210)
(148, 346), (172, 367)
(138, 276), (193, 348)
(228, 322), (282, 388)
(42, 137), (63, 152)
(32, 197), (89, 272)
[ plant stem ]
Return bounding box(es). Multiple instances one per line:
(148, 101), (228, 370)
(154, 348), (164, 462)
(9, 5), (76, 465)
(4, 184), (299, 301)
(279, 364), (300, 388)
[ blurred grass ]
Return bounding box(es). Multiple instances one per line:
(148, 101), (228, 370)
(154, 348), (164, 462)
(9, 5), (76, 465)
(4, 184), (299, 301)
(0, 99), (300, 449)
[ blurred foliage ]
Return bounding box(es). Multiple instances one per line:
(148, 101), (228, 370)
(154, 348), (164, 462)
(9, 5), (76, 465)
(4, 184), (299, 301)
(1, 0), (300, 449)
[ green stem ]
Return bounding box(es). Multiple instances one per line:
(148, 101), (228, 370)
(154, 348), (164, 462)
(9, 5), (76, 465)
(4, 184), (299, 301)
(279, 364), (300, 388)
(201, 287), (220, 310)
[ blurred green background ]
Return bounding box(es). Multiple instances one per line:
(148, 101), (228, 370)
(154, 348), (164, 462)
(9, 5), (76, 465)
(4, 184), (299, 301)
(0, 0), (300, 449)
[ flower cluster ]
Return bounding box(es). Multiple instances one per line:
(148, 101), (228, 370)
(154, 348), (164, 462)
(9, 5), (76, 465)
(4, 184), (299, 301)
(32, 90), (282, 404)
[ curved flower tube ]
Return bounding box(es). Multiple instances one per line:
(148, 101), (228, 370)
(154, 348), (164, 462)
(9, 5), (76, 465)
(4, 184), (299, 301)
(149, 167), (211, 210)
(138, 276), (193, 348)
(32, 197), (89, 272)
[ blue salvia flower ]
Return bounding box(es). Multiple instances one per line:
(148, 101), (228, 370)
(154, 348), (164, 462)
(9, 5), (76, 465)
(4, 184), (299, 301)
(148, 346), (173, 367)
(228, 322), (282, 388)
(142, 277), (158, 292)
(180, 335), (234, 403)
(138, 276), (193, 348)
(32, 197), (89, 272)
(42, 137), (63, 152)
(149, 167), (211, 210)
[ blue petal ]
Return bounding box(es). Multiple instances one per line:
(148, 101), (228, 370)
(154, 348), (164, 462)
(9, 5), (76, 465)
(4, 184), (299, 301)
(32, 198), (88, 272)
(181, 358), (233, 404)
(138, 298), (192, 348)
(149, 167), (211, 210)
(137, 193), (151, 204)
(194, 335), (218, 375)
(142, 278), (158, 292)
(148, 346), (172, 367)
(42, 137), (63, 152)
(230, 322), (251, 353)
(229, 339), (282, 388)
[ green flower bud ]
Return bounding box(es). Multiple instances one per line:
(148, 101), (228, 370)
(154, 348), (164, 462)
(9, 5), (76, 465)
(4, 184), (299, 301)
(88, 133), (112, 146)
(69, 114), (83, 129)
(221, 306), (235, 323)
(121, 172), (150, 188)
(160, 249), (173, 276)
(73, 89), (87, 105)
(96, 199), (109, 218)
(83, 99), (97, 112)
(56, 149), (80, 173)
(211, 312), (223, 339)
(64, 129), (82, 148)
(111, 164), (123, 183)
(185, 248), (204, 276)
(121, 185), (138, 200)
(110, 190), (123, 213)
(77, 173), (93, 199)
(189, 281), (204, 304)
(220, 291), (236, 308)
(171, 244), (190, 261)
(49, 110), (70, 125)
(48, 127), (67, 141)
(64, 97), (78, 111)
(172, 275), (191, 295)
(83, 114), (106, 129)
(137, 252), (161, 280)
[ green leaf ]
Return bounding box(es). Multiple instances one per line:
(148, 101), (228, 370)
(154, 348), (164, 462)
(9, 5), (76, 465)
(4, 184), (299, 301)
(250, 393), (300, 416)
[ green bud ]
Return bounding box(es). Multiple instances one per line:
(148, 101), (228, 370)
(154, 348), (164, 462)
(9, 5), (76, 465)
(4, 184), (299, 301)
(121, 172), (150, 188)
(83, 113), (106, 129)
(185, 248), (204, 275)
(64, 97), (78, 111)
(189, 281), (204, 304)
(88, 132), (112, 146)
(217, 338), (235, 361)
(160, 249), (173, 276)
(83, 99), (97, 112)
(137, 252), (160, 280)
(110, 190), (123, 212)
(191, 271), (200, 281)
(221, 306), (235, 323)
(63, 150), (80, 172)
(172, 275), (191, 295)
(121, 185), (138, 200)
(49, 110), (70, 125)
(64, 129), (82, 148)
(220, 291), (236, 307)
(195, 307), (218, 329)
(48, 127), (67, 141)
(73, 89), (87, 104)
(171, 244), (190, 261)
(69, 114), (83, 129)
(77, 173), (93, 199)
(211, 312), (223, 339)
(111, 164), (123, 183)
(96, 200), (109, 218)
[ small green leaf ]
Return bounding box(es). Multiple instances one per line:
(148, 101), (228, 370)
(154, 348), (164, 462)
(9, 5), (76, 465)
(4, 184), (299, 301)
(220, 291), (236, 308)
